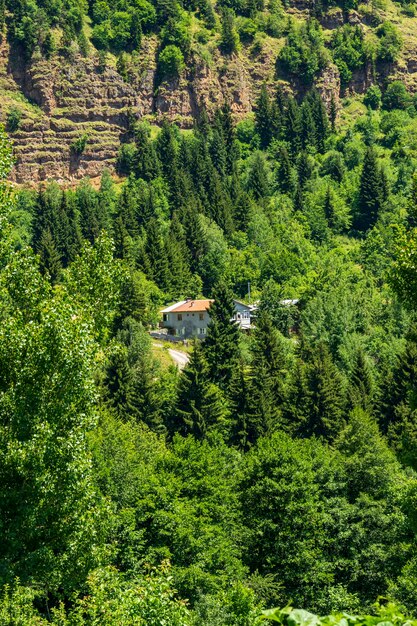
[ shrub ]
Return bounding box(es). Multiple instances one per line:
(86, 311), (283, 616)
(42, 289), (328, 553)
(117, 143), (136, 175)
(382, 81), (411, 110)
(376, 21), (402, 62)
(6, 106), (22, 132)
(70, 133), (89, 155)
(158, 45), (185, 77)
(220, 8), (240, 53)
(277, 19), (328, 84)
(363, 84), (382, 109)
(237, 17), (257, 42)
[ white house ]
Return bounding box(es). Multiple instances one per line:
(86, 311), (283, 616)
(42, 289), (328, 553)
(160, 298), (256, 338)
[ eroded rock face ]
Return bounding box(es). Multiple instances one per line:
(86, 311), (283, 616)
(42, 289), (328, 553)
(1, 40), (145, 184)
(0, 37), (276, 184)
(1, 12), (416, 185)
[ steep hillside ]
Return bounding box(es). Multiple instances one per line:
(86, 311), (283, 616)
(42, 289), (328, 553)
(1, 0), (417, 183)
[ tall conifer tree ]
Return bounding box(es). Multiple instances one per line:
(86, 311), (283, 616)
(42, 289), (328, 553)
(174, 343), (227, 439)
(354, 147), (384, 232)
(255, 84), (272, 149)
(203, 281), (241, 392)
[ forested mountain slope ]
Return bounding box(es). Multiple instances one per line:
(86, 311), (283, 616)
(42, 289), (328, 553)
(3, 0), (417, 622)
(1, 0), (417, 182)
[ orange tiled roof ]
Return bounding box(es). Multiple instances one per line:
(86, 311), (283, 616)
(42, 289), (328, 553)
(169, 299), (214, 313)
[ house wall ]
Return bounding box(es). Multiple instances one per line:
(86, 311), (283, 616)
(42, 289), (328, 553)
(162, 311), (211, 338)
(232, 301), (252, 329)
(161, 301), (255, 336)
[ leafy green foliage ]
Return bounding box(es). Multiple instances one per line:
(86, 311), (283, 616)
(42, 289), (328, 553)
(158, 44), (186, 77)
(1, 8), (417, 615)
(6, 106), (22, 133)
(70, 132), (89, 155)
(277, 19), (328, 84)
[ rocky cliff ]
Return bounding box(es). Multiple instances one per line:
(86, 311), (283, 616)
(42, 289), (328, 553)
(1, 0), (417, 185)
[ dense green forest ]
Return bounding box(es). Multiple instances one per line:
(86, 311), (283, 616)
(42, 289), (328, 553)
(3, 0), (417, 622)
(2, 80), (417, 621)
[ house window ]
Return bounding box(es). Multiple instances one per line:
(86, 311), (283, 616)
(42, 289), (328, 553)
(177, 314), (182, 321)
(199, 328), (206, 335)
(199, 313), (204, 321)
(163, 314), (168, 322)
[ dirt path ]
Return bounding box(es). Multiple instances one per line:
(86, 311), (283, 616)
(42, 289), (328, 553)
(168, 349), (190, 370)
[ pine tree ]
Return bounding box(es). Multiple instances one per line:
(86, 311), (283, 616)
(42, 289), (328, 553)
(134, 124), (161, 181)
(203, 281), (241, 392)
(276, 145), (294, 194)
(181, 203), (205, 274)
(248, 152), (270, 199)
(293, 184), (305, 213)
(297, 151), (313, 188)
(156, 119), (178, 181)
(297, 343), (346, 441)
(215, 102), (239, 173)
(227, 359), (251, 450)
(104, 345), (134, 421)
(246, 312), (289, 441)
(271, 85), (288, 140)
(113, 215), (133, 260)
(60, 192), (82, 264)
(98, 168), (116, 229)
(382, 324), (417, 468)
(209, 128), (227, 176)
(300, 100), (317, 150)
(347, 348), (375, 414)
(220, 8), (240, 54)
(116, 181), (140, 238)
(283, 96), (301, 155)
(195, 105), (211, 138)
(354, 147), (384, 232)
(307, 89), (329, 153)
(232, 189), (252, 232)
(130, 360), (162, 431)
(202, 0), (216, 28)
(174, 343), (228, 439)
(37, 228), (63, 284)
(275, 83), (288, 116)
(145, 218), (169, 291)
(32, 184), (63, 251)
(255, 84), (272, 149)
(76, 180), (102, 243)
(130, 11), (142, 50)
(165, 213), (193, 298)
(381, 323), (417, 431)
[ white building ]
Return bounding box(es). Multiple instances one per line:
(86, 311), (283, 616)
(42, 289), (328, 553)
(160, 298), (256, 338)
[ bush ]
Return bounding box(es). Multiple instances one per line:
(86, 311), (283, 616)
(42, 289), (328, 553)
(376, 21), (402, 62)
(220, 8), (240, 53)
(331, 24), (365, 87)
(382, 81), (411, 110)
(70, 133), (89, 155)
(117, 143), (136, 175)
(161, 15), (192, 54)
(363, 84), (382, 109)
(237, 17), (257, 42)
(277, 19), (328, 84)
(158, 45), (185, 78)
(6, 106), (22, 132)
